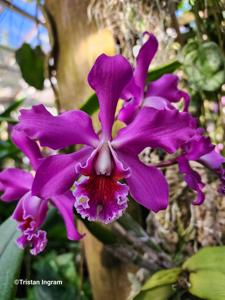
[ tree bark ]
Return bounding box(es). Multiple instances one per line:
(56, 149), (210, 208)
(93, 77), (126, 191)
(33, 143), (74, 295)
(45, 0), (115, 109)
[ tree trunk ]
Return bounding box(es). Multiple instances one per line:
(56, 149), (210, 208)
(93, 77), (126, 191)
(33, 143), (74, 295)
(44, 1), (135, 299)
(45, 0), (115, 109)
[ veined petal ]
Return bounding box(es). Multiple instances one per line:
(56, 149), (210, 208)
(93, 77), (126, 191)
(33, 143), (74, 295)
(113, 107), (197, 155)
(117, 150), (168, 212)
(74, 175), (129, 223)
(11, 126), (42, 170)
(0, 168), (33, 202)
(178, 157), (205, 205)
(134, 33), (158, 90)
(32, 147), (93, 198)
(88, 54), (133, 139)
(18, 104), (99, 149)
(51, 192), (83, 240)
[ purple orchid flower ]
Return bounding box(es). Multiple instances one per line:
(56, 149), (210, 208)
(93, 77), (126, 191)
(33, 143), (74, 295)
(118, 33), (190, 124)
(16, 54), (198, 224)
(0, 128), (82, 255)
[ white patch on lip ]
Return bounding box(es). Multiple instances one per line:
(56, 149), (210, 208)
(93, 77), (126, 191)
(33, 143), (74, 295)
(94, 142), (112, 176)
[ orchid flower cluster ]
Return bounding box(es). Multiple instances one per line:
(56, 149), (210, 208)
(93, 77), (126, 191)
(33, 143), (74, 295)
(0, 33), (224, 255)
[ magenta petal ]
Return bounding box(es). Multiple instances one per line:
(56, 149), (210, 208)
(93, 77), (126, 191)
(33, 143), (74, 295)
(117, 92), (141, 124)
(13, 192), (48, 255)
(11, 126), (42, 170)
(134, 33), (158, 90)
(143, 96), (175, 110)
(117, 150), (168, 212)
(74, 175), (129, 223)
(178, 157), (205, 205)
(118, 33), (158, 124)
(113, 107), (197, 154)
(13, 192), (48, 227)
(200, 149), (225, 169)
(18, 104), (99, 149)
(29, 230), (48, 255)
(184, 136), (214, 161)
(32, 147), (93, 198)
(0, 168), (33, 202)
(51, 192), (83, 240)
(145, 74), (190, 112)
(88, 54), (133, 139)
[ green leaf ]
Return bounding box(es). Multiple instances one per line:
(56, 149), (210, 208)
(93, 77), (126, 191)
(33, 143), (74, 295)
(0, 99), (24, 118)
(183, 246), (225, 273)
(142, 268), (181, 291)
(80, 93), (99, 115)
(183, 247), (225, 299)
(182, 41), (225, 92)
(15, 44), (45, 90)
(133, 268), (180, 300)
(32, 252), (91, 300)
(189, 270), (225, 300)
(0, 218), (24, 300)
(0, 117), (17, 124)
(134, 285), (175, 300)
(147, 60), (181, 82)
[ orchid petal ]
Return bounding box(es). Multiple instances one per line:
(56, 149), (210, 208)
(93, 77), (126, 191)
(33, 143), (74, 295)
(118, 33), (158, 124)
(200, 149), (225, 169)
(134, 33), (158, 90)
(143, 96), (175, 110)
(88, 54), (132, 139)
(18, 104), (99, 149)
(0, 168), (33, 202)
(113, 107), (197, 154)
(145, 74), (190, 111)
(51, 192), (83, 240)
(11, 126), (42, 170)
(184, 136), (214, 161)
(13, 192), (48, 227)
(12, 192), (48, 255)
(117, 150), (168, 212)
(74, 175), (128, 223)
(178, 157), (205, 205)
(32, 147), (93, 198)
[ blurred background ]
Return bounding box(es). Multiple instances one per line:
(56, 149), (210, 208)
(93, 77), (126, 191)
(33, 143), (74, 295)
(0, 1), (224, 300)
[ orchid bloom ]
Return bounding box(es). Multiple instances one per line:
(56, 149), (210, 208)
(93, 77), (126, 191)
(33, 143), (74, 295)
(118, 33), (190, 124)
(117, 32), (225, 204)
(16, 54), (198, 224)
(0, 128), (82, 255)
